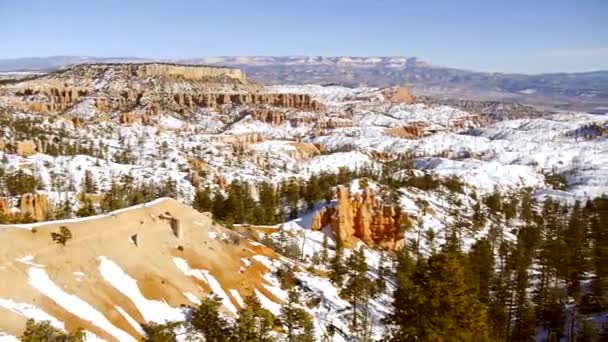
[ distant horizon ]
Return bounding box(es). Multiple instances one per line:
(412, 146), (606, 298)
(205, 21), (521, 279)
(1, 54), (607, 76)
(1, 1), (606, 74)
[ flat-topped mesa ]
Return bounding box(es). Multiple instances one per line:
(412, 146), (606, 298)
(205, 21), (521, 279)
(2, 62), (327, 117)
(60, 62), (248, 83)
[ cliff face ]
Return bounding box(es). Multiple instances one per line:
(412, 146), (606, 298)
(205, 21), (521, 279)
(19, 193), (49, 221)
(311, 186), (406, 250)
(2, 63), (323, 120)
(0, 193), (49, 222)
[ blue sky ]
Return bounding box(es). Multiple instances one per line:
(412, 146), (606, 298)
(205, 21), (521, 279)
(0, 0), (606, 73)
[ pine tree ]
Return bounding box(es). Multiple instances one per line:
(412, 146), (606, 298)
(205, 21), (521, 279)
(83, 169), (98, 194)
(340, 247), (376, 333)
(564, 201), (589, 298)
(279, 290), (315, 342)
(329, 246), (346, 286)
(21, 319), (85, 342)
(389, 249), (491, 341)
(193, 187), (213, 213)
(100, 180), (126, 212)
(187, 296), (233, 341)
(466, 238), (494, 305)
(320, 233), (329, 265)
(589, 198), (608, 304)
(142, 321), (181, 342)
(387, 247), (416, 340)
(511, 225), (540, 341)
(76, 195), (96, 217)
(234, 295), (276, 342)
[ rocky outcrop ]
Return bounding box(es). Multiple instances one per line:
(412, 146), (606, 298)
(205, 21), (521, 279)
(216, 133), (266, 148)
(288, 142), (320, 160)
(247, 109), (286, 125)
(12, 85), (89, 113)
(311, 186), (405, 250)
(18, 193), (49, 221)
(174, 93), (323, 111)
(0, 198), (10, 216)
(386, 123), (427, 139)
(385, 85), (416, 104)
(16, 140), (38, 157)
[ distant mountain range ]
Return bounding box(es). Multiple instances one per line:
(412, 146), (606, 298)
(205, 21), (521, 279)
(1, 56), (607, 113)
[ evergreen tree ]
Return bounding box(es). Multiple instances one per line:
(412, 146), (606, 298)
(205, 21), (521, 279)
(82, 169), (98, 194)
(187, 296), (233, 341)
(329, 246), (346, 287)
(100, 180), (126, 212)
(466, 238), (494, 305)
(193, 187), (213, 213)
(75, 195), (96, 217)
(589, 198), (608, 304)
(21, 319), (85, 342)
(142, 321), (181, 342)
(564, 201), (589, 298)
(340, 247), (376, 333)
(389, 249), (491, 341)
(279, 290), (315, 342)
(234, 295), (276, 342)
(387, 247), (415, 341)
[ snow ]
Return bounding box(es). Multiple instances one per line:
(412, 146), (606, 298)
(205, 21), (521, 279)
(173, 257), (208, 283)
(183, 292), (201, 305)
(27, 266), (136, 341)
(200, 271), (238, 314)
(0, 333), (18, 342)
(158, 115), (185, 130)
(0, 298), (64, 330)
(98, 256), (184, 324)
(172, 257), (237, 314)
(114, 305), (145, 335)
(254, 289), (282, 316)
(229, 289), (245, 308)
(16, 255), (45, 268)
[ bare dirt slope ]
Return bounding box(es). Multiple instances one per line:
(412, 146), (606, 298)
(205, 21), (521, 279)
(0, 198), (280, 341)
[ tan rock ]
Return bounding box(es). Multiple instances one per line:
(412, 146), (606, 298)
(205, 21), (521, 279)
(386, 85), (416, 104)
(321, 185), (406, 250)
(333, 186), (355, 247)
(386, 123), (427, 139)
(16, 140), (37, 157)
(19, 193), (49, 221)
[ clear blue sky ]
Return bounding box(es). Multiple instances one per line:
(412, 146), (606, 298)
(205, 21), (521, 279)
(1, 0), (606, 73)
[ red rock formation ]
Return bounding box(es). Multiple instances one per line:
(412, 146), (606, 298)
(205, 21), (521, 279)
(311, 186), (405, 250)
(0, 198), (10, 216)
(385, 85), (416, 104)
(247, 109), (286, 125)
